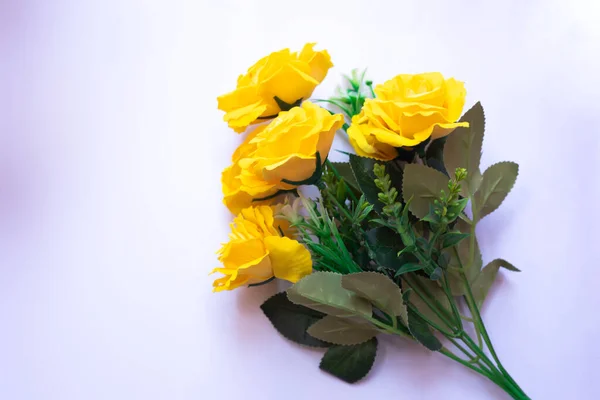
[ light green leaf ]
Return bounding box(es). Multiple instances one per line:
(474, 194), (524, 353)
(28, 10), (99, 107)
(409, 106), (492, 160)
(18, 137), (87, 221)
(319, 338), (378, 383)
(440, 232), (470, 249)
(402, 164), (449, 218)
(473, 161), (519, 222)
(342, 272), (407, 324)
(308, 315), (379, 345)
(287, 272), (372, 318)
(407, 310), (442, 351)
(443, 102), (485, 196)
(472, 258), (520, 308)
(446, 219), (482, 296)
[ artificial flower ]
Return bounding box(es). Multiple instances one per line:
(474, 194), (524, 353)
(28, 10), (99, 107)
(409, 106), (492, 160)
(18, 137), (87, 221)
(222, 101), (344, 213)
(217, 43), (333, 133)
(347, 72), (469, 160)
(212, 205), (312, 291)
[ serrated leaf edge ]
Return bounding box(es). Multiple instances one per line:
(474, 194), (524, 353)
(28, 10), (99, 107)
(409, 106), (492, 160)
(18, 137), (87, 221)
(402, 163), (449, 219)
(476, 161), (519, 220)
(318, 338), (378, 384)
(260, 292), (330, 349)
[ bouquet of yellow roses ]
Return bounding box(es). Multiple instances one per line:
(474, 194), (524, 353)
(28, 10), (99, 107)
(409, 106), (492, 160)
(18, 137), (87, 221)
(213, 43), (528, 399)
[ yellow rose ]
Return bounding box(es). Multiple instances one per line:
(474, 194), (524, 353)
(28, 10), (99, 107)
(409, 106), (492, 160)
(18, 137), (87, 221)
(222, 101), (344, 214)
(347, 72), (469, 161)
(212, 205), (312, 292)
(217, 43), (333, 133)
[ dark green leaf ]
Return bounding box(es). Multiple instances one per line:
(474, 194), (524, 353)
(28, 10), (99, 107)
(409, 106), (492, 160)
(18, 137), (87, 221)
(331, 162), (359, 191)
(443, 102), (485, 196)
(425, 137), (449, 175)
(287, 272), (372, 318)
(342, 272), (407, 324)
(402, 164), (449, 218)
(472, 258), (520, 308)
(308, 315), (379, 345)
(349, 155), (403, 214)
(394, 263), (423, 277)
(473, 162), (519, 222)
(440, 232), (470, 249)
(261, 292), (330, 348)
(319, 338), (378, 383)
(408, 310), (442, 351)
(348, 155), (383, 213)
(365, 227), (412, 270)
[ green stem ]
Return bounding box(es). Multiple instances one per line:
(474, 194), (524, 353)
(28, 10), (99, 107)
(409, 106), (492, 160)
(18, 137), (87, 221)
(369, 317), (408, 337)
(403, 276), (458, 337)
(407, 304), (453, 336)
(453, 246), (529, 399)
(324, 190), (353, 221)
(439, 348), (489, 377)
(441, 273), (463, 329)
(447, 335), (525, 399)
(410, 275), (458, 329)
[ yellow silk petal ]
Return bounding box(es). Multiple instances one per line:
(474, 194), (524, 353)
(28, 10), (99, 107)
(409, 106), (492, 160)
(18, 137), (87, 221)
(264, 236), (312, 283)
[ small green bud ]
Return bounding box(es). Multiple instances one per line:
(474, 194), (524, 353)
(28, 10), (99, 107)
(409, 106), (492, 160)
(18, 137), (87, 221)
(455, 167), (467, 182)
(365, 80), (373, 86)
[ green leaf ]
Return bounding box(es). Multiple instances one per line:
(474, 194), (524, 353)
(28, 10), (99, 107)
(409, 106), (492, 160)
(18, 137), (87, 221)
(443, 102), (485, 196)
(349, 155), (403, 214)
(406, 276), (453, 332)
(394, 263), (423, 277)
(342, 272), (407, 324)
(365, 227), (415, 270)
(473, 162), (519, 222)
(407, 310), (442, 351)
(440, 232), (470, 249)
(348, 155), (383, 213)
(421, 203), (440, 224)
(472, 258), (520, 308)
(447, 198), (469, 217)
(402, 164), (449, 218)
(425, 137), (449, 176)
(287, 272), (373, 318)
(307, 315), (379, 345)
(445, 219), (482, 296)
(260, 292), (330, 348)
(319, 338), (378, 383)
(331, 162), (359, 191)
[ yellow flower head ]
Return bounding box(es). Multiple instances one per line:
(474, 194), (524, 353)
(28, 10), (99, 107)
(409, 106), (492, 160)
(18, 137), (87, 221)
(221, 101), (344, 214)
(348, 72), (469, 160)
(217, 43), (333, 133)
(212, 205), (312, 292)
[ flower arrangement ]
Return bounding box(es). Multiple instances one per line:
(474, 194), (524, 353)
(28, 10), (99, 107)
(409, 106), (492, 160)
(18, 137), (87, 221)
(214, 43), (528, 399)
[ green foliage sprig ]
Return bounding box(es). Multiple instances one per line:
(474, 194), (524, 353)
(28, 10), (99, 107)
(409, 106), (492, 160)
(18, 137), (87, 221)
(316, 69), (373, 121)
(261, 102), (528, 399)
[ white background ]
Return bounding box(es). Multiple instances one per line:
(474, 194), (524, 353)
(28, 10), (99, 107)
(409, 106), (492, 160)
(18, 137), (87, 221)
(1, 0), (599, 399)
